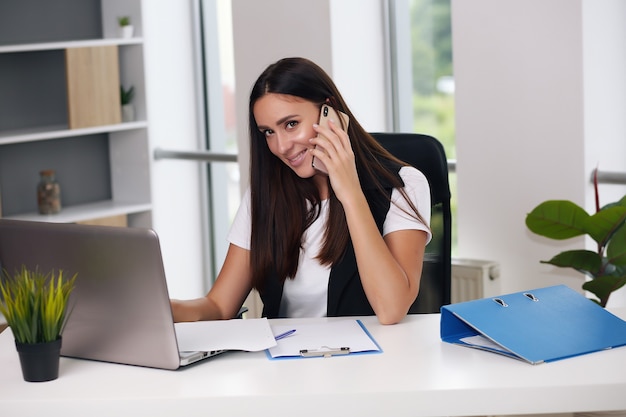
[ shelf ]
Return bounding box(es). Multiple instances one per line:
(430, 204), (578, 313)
(4, 200), (152, 224)
(0, 38), (143, 54)
(0, 0), (151, 230)
(0, 121), (148, 145)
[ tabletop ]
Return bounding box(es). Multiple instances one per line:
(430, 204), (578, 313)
(1, 311), (626, 417)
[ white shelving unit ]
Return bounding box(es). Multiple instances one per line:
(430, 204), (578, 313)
(0, 37), (142, 54)
(0, 121), (148, 146)
(0, 0), (151, 228)
(6, 201), (152, 224)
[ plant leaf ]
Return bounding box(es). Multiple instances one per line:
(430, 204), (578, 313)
(610, 195), (626, 208)
(583, 274), (626, 307)
(0, 266), (76, 343)
(585, 206), (626, 246)
(540, 250), (602, 276)
(526, 200), (589, 240)
(607, 222), (626, 266)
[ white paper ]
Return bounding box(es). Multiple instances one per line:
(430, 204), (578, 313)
(268, 320), (380, 358)
(175, 318), (277, 352)
(460, 335), (511, 354)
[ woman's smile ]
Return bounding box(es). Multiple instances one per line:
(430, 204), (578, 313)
(286, 149), (309, 166)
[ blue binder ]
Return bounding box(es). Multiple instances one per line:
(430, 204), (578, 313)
(440, 285), (626, 364)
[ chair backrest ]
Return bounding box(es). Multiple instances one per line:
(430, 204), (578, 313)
(370, 133), (452, 313)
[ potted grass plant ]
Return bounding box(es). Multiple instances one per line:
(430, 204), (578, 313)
(117, 16), (134, 38)
(525, 183), (626, 307)
(0, 266), (76, 382)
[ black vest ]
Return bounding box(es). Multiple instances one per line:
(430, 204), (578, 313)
(260, 160), (403, 318)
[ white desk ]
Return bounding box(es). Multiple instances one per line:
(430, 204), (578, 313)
(1, 311), (626, 417)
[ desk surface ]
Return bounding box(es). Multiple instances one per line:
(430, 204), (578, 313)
(1, 311), (626, 417)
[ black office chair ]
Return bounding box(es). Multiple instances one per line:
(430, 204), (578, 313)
(370, 133), (452, 313)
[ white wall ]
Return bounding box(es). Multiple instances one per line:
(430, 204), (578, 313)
(452, 0), (626, 306)
(582, 0), (626, 208)
(329, 0), (388, 132)
(142, 0), (207, 298)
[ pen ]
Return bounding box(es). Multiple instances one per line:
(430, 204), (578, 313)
(275, 329), (296, 341)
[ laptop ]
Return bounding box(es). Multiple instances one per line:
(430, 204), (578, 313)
(0, 218), (224, 370)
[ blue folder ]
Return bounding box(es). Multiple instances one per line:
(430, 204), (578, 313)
(440, 285), (626, 364)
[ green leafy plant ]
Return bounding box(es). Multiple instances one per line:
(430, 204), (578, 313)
(526, 191), (626, 307)
(0, 266), (76, 344)
(120, 85), (135, 105)
(117, 16), (131, 27)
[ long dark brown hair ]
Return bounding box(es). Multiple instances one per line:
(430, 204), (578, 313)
(248, 57), (425, 290)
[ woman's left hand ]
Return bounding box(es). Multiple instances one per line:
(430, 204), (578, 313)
(310, 119), (362, 203)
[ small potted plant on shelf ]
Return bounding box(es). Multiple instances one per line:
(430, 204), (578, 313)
(117, 16), (134, 38)
(0, 266), (77, 382)
(525, 176), (626, 307)
(120, 84), (135, 122)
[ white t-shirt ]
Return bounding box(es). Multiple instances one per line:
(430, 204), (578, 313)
(227, 166), (431, 318)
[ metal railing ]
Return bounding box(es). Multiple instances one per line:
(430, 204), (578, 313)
(153, 150), (626, 187)
(153, 148), (237, 163)
(593, 169), (626, 185)
(154, 148), (457, 170)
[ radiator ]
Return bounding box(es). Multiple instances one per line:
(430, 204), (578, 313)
(451, 258), (501, 303)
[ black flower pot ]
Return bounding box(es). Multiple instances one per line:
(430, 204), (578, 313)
(15, 337), (62, 382)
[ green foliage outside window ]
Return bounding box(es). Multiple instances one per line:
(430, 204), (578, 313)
(410, 0), (457, 253)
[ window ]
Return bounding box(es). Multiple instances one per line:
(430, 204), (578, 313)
(196, 0), (240, 280)
(391, 0), (457, 254)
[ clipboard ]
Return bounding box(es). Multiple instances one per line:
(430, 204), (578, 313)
(440, 284), (626, 364)
(267, 319), (382, 359)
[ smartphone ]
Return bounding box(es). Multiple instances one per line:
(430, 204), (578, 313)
(312, 104), (350, 174)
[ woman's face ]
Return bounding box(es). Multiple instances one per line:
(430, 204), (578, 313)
(253, 93), (320, 178)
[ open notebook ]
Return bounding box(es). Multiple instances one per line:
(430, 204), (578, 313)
(0, 219), (230, 370)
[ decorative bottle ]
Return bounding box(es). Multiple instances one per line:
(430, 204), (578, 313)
(37, 170), (61, 214)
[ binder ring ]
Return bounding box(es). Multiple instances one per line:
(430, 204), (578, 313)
(493, 298), (508, 307)
(524, 292), (539, 301)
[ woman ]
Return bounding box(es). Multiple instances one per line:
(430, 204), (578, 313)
(171, 57), (431, 325)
